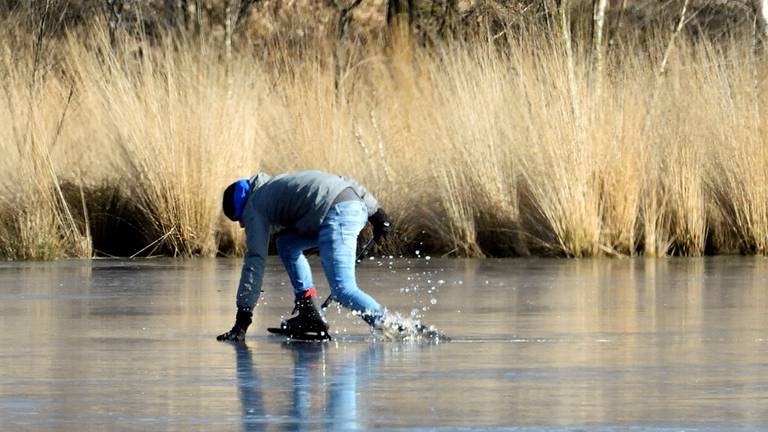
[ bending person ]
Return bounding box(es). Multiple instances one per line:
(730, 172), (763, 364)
(217, 170), (392, 342)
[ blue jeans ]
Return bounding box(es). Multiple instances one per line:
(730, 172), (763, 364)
(276, 200), (384, 325)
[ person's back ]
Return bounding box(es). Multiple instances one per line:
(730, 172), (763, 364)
(247, 170), (376, 234)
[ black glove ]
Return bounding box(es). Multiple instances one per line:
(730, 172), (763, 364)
(368, 208), (392, 242)
(216, 309), (252, 342)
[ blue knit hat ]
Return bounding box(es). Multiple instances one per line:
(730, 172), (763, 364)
(223, 179), (251, 221)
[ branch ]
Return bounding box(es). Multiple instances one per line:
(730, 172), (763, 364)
(337, 0), (363, 40)
(592, 0), (609, 97)
(103, 0), (125, 48)
(236, 0), (260, 29)
(658, 0), (690, 78)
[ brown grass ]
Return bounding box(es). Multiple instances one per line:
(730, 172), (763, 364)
(1, 15), (767, 259)
(0, 32), (91, 259)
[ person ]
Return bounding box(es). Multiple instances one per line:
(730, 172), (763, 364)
(216, 170), (393, 342)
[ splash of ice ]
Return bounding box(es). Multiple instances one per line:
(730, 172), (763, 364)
(371, 311), (449, 343)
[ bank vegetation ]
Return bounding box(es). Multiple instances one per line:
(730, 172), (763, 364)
(1, 0), (767, 259)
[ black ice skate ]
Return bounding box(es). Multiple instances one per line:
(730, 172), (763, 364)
(268, 289), (331, 341)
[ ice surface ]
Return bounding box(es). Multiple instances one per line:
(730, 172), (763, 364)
(2, 257), (768, 430)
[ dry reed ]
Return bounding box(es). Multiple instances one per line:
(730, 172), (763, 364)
(1, 17), (767, 259)
(0, 30), (91, 259)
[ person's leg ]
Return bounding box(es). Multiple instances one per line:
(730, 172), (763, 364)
(318, 200), (384, 325)
(276, 230), (318, 300)
(275, 230), (329, 339)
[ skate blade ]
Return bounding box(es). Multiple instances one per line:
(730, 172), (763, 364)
(267, 327), (332, 341)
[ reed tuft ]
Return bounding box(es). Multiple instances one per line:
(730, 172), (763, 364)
(2, 10), (767, 259)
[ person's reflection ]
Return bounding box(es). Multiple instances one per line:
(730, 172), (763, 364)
(324, 344), (383, 431)
(234, 343), (265, 432)
(234, 341), (341, 432)
(281, 342), (384, 432)
(234, 341), (396, 432)
(326, 350), (357, 430)
(286, 342), (326, 431)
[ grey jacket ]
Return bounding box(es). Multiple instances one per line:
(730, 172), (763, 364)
(236, 170), (380, 310)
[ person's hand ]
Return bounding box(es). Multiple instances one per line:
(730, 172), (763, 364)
(368, 208), (392, 242)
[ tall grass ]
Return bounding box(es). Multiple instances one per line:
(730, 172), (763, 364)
(63, 30), (266, 257)
(0, 28), (91, 259)
(1, 19), (767, 259)
(705, 43), (768, 254)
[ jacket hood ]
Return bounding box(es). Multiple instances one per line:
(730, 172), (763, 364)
(249, 172), (272, 190)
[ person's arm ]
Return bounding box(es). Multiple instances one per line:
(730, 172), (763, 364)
(217, 207), (270, 342)
(236, 211), (271, 311)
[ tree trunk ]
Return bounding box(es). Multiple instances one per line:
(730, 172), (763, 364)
(334, 0), (363, 93)
(757, 0), (768, 38)
(225, 0), (233, 63)
(561, 0), (581, 129)
(163, 0), (192, 29)
(236, 0), (258, 28)
(592, 0), (609, 90)
(386, 0), (413, 27)
(163, 0), (176, 26)
(104, 0), (124, 49)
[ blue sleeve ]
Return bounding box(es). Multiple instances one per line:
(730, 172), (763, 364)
(235, 211), (271, 311)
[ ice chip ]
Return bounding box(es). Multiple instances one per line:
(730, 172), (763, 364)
(371, 311), (449, 342)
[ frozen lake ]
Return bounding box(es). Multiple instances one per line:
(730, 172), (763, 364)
(1, 257), (768, 431)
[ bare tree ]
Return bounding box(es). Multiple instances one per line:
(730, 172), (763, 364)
(592, 0), (609, 93)
(560, 0), (581, 137)
(658, 0), (690, 77)
(225, 0), (235, 63)
(163, 0), (192, 29)
(224, 0), (260, 67)
(334, 0), (364, 92)
(163, 0), (177, 26)
(386, 0), (414, 28)
(103, 0), (125, 48)
(337, 0), (363, 39)
(235, 0), (259, 28)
